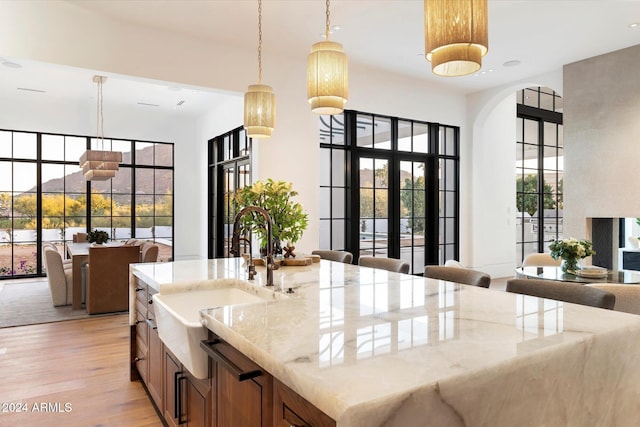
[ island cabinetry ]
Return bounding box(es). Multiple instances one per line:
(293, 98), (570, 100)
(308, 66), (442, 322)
(164, 346), (211, 427)
(133, 281), (149, 383)
(132, 279), (163, 407)
(131, 277), (211, 426)
(146, 286), (163, 408)
(201, 334), (273, 427)
(273, 379), (335, 427)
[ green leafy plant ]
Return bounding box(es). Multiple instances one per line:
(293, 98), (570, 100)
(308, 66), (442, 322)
(234, 179), (308, 250)
(87, 229), (109, 244)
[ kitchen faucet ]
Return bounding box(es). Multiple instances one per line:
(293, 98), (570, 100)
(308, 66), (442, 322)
(230, 206), (279, 286)
(236, 237), (256, 280)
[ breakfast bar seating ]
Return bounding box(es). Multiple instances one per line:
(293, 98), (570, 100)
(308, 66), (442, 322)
(130, 258), (640, 427)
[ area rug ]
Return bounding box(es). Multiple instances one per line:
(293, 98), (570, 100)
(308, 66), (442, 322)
(0, 280), (90, 328)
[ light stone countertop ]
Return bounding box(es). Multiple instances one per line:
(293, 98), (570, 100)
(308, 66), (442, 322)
(132, 258), (640, 427)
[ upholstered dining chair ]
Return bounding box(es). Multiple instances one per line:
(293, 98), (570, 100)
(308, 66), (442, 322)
(72, 232), (88, 243)
(359, 256), (410, 274)
(43, 247), (73, 306)
(424, 265), (491, 288)
(506, 278), (615, 310)
(311, 250), (353, 264)
(586, 283), (640, 314)
(141, 242), (159, 263)
(444, 259), (465, 268)
(42, 242), (72, 270)
(522, 253), (561, 267)
(85, 245), (141, 314)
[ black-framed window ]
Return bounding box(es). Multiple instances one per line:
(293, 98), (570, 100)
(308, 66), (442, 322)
(319, 110), (459, 274)
(208, 126), (252, 259)
(0, 129), (174, 279)
(515, 87), (563, 265)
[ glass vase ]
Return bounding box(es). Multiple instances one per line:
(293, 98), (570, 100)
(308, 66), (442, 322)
(561, 257), (580, 273)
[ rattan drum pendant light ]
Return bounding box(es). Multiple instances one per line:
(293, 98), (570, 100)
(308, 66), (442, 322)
(244, 0), (276, 139)
(424, 0), (488, 77)
(80, 75), (122, 181)
(307, 0), (348, 115)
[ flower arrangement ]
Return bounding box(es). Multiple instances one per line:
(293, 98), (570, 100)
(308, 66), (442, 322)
(234, 179), (308, 254)
(87, 229), (109, 244)
(549, 237), (595, 273)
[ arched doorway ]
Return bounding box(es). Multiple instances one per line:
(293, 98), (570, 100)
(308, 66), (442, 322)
(515, 87), (564, 266)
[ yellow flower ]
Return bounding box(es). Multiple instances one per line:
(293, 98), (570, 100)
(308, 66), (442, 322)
(250, 181), (264, 194)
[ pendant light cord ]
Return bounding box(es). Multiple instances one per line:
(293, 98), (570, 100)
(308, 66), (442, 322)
(325, 0), (331, 39)
(258, 0), (263, 84)
(96, 77), (104, 150)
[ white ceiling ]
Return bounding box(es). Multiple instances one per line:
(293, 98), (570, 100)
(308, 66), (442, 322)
(1, 0), (639, 115)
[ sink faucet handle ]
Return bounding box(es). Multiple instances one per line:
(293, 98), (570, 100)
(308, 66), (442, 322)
(247, 263), (256, 280)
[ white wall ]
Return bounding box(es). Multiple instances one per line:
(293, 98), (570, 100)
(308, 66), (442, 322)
(195, 95), (244, 258)
(563, 44), (640, 240)
(467, 70), (563, 277)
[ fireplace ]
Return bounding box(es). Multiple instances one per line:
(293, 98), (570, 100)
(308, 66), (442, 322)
(590, 217), (639, 271)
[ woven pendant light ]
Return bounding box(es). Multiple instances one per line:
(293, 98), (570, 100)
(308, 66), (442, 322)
(244, 0), (276, 138)
(424, 0), (488, 77)
(307, 0), (348, 115)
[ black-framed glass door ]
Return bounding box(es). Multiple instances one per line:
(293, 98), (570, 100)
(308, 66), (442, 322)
(515, 87), (563, 266)
(208, 127), (252, 259)
(320, 111), (459, 274)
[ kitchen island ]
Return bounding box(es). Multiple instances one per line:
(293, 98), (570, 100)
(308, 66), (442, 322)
(131, 258), (640, 426)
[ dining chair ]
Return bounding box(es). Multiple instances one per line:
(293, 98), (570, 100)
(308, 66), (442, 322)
(42, 242), (72, 269)
(311, 250), (353, 264)
(424, 265), (491, 288)
(358, 256), (410, 274)
(444, 259), (465, 268)
(85, 245), (141, 314)
(43, 247), (73, 306)
(72, 232), (88, 243)
(506, 278), (615, 309)
(141, 242), (159, 263)
(522, 253), (561, 267)
(586, 283), (640, 314)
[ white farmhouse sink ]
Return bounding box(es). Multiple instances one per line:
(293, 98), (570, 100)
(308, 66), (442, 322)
(153, 287), (267, 379)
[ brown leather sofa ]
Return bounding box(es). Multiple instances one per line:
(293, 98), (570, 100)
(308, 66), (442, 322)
(85, 245), (141, 315)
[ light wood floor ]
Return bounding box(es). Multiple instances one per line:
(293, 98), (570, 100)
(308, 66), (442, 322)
(0, 314), (163, 427)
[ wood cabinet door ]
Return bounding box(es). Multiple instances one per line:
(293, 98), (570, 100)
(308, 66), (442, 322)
(164, 350), (182, 427)
(185, 376), (208, 427)
(202, 336), (272, 427)
(217, 363), (264, 427)
(134, 311), (148, 384)
(273, 379), (335, 427)
(147, 324), (163, 407)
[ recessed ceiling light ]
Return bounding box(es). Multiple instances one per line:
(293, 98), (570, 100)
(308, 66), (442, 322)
(474, 69), (494, 76)
(503, 60), (521, 67)
(137, 102), (160, 107)
(629, 22), (639, 28)
(176, 100), (185, 106)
